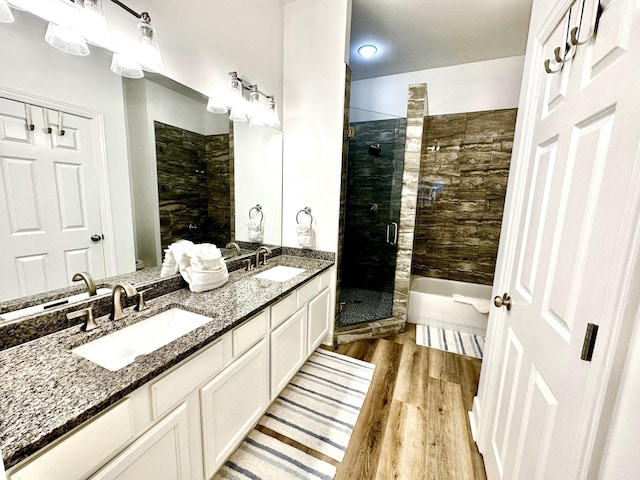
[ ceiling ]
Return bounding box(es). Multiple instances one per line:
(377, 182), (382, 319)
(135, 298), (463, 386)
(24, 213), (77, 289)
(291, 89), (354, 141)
(349, 0), (533, 81)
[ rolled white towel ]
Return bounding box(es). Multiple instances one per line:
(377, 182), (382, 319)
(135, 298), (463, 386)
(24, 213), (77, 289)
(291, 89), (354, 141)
(452, 293), (490, 314)
(182, 265), (229, 293)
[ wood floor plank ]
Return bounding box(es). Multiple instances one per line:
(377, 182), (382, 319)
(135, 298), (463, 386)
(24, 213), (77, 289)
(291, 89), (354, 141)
(393, 340), (430, 409)
(374, 400), (427, 480)
(456, 354), (483, 410)
(334, 339), (403, 480)
(425, 377), (476, 480)
(428, 346), (461, 384)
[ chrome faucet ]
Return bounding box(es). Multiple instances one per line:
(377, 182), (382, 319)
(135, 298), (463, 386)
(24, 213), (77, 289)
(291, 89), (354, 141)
(255, 245), (272, 267)
(225, 242), (242, 257)
(72, 272), (97, 296)
(110, 283), (137, 321)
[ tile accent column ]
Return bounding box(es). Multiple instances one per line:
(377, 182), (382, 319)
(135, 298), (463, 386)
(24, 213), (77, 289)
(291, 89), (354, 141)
(391, 84), (427, 322)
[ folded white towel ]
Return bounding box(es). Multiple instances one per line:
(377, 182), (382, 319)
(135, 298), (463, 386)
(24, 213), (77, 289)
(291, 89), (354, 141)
(296, 224), (314, 248)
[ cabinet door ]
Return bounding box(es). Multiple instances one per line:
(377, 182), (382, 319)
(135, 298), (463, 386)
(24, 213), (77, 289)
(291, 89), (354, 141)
(9, 400), (133, 480)
(308, 288), (331, 352)
(200, 340), (268, 478)
(270, 307), (307, 398)
(89, 403), (191, 480)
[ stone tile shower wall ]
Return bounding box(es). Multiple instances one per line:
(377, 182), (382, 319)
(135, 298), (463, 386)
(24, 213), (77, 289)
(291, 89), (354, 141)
(155, 121), (232, 249)
(412, 109), (517, 285)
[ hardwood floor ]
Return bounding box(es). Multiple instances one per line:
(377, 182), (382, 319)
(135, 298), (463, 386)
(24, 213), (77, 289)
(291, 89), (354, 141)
(327, 324), (487, 480)
(257, 324), (487, 479)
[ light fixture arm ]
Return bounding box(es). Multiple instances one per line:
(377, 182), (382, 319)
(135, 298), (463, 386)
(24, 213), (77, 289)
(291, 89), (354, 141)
(228, 71), (273, 100)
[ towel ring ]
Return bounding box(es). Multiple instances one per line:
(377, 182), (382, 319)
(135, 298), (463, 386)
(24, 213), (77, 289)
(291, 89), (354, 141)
(296, 207), (313, 226)
(249, 204), (263, 225)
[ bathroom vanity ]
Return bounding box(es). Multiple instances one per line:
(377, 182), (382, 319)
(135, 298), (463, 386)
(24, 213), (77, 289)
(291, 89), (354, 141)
(0, 256), (334, 480)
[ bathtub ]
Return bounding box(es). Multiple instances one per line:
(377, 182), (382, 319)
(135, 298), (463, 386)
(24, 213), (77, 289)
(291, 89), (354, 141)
(407, 276), (492, 337)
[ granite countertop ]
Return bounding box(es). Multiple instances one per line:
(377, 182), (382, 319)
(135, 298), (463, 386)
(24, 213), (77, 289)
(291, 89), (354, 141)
(0, 255), (333, 469)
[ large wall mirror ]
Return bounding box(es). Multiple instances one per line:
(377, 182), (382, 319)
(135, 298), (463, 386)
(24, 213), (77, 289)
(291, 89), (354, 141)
(0, 9), (283, 310)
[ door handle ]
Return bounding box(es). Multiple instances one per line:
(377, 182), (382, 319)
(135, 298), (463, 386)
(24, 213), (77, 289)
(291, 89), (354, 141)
(91, 234), (103, 242)
(494, 293), (512, 311)
(386, 223), (398, 245)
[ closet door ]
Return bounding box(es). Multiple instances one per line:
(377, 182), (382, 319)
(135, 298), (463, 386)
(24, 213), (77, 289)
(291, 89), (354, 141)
(0, 97), (106, 300)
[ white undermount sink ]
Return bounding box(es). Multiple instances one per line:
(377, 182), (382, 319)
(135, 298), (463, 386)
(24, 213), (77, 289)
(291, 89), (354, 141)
(0, 288), (112, 322)
(71, 308), (211, 371)
(253, 265), (305, 282)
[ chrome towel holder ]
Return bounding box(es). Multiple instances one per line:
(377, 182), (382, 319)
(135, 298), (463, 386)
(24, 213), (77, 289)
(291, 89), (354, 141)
(296, 207), (313, 226)
(249, 204), (263, 225)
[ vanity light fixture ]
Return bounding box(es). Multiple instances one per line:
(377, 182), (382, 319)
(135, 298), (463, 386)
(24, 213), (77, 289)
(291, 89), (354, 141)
(4, 0), (165, 78)
(0, 0), (14, 23)
(357, 44), (377, 58)
(209, 71), (280, 128)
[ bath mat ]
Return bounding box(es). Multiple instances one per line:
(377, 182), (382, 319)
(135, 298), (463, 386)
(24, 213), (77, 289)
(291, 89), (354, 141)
(416, 325), (485, 359)
(213, 429), (336, 480)
(259, 348), (375, 462)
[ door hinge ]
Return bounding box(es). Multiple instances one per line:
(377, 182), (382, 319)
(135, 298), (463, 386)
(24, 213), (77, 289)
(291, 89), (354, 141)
(581, 323), (599, 362)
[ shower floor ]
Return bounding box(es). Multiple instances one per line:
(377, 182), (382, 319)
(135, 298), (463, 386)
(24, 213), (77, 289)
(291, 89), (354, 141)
(337, 287), (393, 327)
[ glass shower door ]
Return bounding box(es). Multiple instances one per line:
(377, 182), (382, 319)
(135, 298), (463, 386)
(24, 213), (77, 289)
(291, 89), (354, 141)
(338, 118), (406, 327)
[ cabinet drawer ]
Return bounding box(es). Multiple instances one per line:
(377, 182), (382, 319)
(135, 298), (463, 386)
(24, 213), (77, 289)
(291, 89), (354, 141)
(9, 400), (133, 480)
(271, 292), (296, 329)
(296, 277), (319, 308)
(318, 269), (332, 291)
(151, 337), (227, 418)
(233, 310), (268, 357)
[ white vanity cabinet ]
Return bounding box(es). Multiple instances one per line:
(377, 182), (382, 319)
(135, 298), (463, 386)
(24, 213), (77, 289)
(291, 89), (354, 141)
(200, 339), (269, 478)
(6, 267), (334, 480)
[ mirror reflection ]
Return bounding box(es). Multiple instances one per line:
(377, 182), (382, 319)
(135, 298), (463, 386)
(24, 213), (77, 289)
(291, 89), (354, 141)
(0, 9), (283, 311)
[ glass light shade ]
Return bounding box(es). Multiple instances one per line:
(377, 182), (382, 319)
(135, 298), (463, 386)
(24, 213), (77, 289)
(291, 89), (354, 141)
(206, 97), (228, 115)
(135, 20), (165, 73)
(229, 108), (247, 123)
(0, 0), (13, 23)
(111, 53), (144, 79)
(45, 22), (90, 56)
(265, 100), (280, 129)
(74, 0), (111, 47)
(6, 0), (30, 11)
(248, 88), (265, 127)
(226, 78), (245, 110)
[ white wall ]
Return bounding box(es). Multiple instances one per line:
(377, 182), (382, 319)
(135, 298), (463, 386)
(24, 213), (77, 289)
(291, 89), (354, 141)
(282, 0), (351, 252)
(234, 123), (283, 245)
(0, 10), (136, 276)
(350, 56), (525, 121)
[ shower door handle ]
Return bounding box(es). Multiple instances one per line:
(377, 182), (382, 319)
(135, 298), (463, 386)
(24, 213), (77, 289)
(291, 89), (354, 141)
(386, 222), (398, 245)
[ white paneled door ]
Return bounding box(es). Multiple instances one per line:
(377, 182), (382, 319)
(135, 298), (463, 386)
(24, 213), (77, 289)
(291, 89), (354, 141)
(480, 0), (640, 478)
(0, 97), (105, 301)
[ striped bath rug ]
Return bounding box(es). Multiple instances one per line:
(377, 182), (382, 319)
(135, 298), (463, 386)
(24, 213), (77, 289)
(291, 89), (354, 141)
(259, 348), (375, 462)
(416, 325), (485, 359)
(213, 429), (336, 480)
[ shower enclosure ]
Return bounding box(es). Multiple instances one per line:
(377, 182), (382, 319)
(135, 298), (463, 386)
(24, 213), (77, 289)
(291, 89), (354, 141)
(337, 117), (407, 327)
